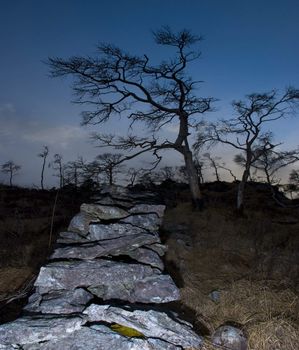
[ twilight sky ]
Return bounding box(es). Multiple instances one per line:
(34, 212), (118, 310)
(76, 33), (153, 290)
(0, 0), (298, 187)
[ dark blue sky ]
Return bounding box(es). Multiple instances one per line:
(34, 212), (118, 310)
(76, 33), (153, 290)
(0, 0), (298, 186)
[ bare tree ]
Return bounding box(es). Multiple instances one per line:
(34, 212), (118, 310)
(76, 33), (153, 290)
(47, 27), (214, 209)
(64, 158), (84, 187)
(252, 147), (299, 186)
(38, 146), (49, 190)
(1, 161), (21, 186)
(96, 153), (124, 185)
(195, 88), (299, 212)
(51, 153), (64, 188)
(127, 167), (141, 187)
(203, 153), (221, 181)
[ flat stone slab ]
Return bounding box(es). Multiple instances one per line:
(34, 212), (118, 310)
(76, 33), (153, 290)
(84, 304), (203, 349)
(80, 204), (129, 220)
(50, 233), (161, 266)
(93, 196), (134, 209)
(57, 231), (90, 244)
(34, 260), (179, 303)
(68, 213), (100, 234)
(24, 288), (93, 314)
(0, 316), (84, 345)
(88, 222), (151, 241)
(21, 325), (180, 350)
(128, 204), (165, 218)
(121, 213), (162, 232)
(128, 247), (164, 270)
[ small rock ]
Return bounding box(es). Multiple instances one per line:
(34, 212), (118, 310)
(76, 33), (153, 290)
(212, 325), (248, 350)
(209, 290), (221, 303)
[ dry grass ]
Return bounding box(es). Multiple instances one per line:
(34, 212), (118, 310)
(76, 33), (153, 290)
(163, 199), (299, 350)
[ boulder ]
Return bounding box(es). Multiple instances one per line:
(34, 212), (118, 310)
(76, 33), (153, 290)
(24, 288), (93, 314)
(212, 325), (248, 350)
(34, 260), (179, 303)
(84, 304), (203, 349)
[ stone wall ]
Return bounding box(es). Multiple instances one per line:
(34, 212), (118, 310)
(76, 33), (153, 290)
(0, 186), (203, 349)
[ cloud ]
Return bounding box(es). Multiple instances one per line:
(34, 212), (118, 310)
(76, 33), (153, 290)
(22, 124), (88, 149)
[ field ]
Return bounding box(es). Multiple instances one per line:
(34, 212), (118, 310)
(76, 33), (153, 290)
(0, 182), (298, 349)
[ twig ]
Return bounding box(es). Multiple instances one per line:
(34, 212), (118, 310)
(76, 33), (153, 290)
(48, 189), (59, 248)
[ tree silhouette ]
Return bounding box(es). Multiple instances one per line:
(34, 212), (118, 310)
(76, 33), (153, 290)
(96, 153), (124, 185)
(1, 161), (21, 186)
(195, 88), (299, 212)
(51, 153), (64, 188)
(38, 146), (49, 190)
(47, 27), (214, 208)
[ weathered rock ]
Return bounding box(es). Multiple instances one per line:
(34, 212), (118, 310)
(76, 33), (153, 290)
(22, 325), (180, 350)
(88, 222), (149, 241)
(50, 233), (160, 261)
(128, 247), (164, 270)
(128, 204), (165, 218)
(144, 242), (167, 256)
(80, 203), (129, 220)
(24, 288), (93, 314)
(68, 213), (100, 234)
(88, 274), (180, 303)
(99, 185), (130, 198)
(0, 316), (85, 345)
(121, 213), (162, 232)
(212, 325), (248, 350)
(93, 196), (133, 209)
(34, 260), (180, 303)
(84, 304), (203, 349)
(57, 231), (90, 244)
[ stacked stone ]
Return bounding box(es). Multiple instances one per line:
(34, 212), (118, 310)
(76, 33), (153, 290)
(0, 186), (203, 350)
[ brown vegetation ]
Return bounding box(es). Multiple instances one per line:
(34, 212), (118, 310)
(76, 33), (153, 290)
(0, 185), (89, 323)
(162, 182), (299, 349)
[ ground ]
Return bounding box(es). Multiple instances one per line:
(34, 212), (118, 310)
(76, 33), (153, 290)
(161, 182), (299, 349)
(0, 182), (298, 349)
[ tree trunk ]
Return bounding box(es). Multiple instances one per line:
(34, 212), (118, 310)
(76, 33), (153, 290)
(41, 159), (46, 190)
(9, 171), (12, 187)
(183, 149), (204, 209)
(237, 168), (250, 213)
